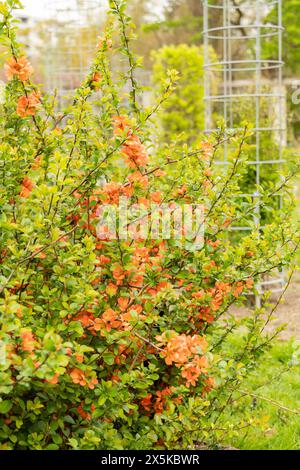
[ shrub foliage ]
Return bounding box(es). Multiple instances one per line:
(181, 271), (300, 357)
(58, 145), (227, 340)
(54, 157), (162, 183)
(0, 0), (299, 450)
(152, 44), (205, 143)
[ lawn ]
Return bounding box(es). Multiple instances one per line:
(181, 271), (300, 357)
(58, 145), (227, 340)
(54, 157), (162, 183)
(231, 340), (300, 450)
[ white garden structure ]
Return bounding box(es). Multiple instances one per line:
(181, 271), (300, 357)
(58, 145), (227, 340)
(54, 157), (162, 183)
(203, 0), (285, 302)
(46, 1), (102, 101)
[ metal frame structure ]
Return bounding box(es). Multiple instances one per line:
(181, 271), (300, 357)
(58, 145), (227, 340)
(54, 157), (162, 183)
(203, 0), (285, 301)
(46, 1), (102, 101)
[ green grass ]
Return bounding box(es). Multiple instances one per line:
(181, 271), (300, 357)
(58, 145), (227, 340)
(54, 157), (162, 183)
(231, 340), (300, 450)
(236, 155), (300, 448)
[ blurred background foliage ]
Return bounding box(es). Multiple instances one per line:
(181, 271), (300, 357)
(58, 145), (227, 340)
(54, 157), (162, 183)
(3, 0), (300, 145)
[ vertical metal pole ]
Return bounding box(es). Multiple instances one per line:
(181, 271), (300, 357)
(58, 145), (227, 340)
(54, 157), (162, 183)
(227, 1), (233, 130)
(254, 0), (262, 308)
(203, 1), (210, 132)
(46, 1), (100, 103)
(223, 0), (228, 162)
(278, 0), (283, 211)
(203, 0), (285, 300)
(278, 0), (285, 291)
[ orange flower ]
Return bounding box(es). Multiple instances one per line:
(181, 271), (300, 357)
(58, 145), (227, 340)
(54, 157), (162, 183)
(138, 197), (150, 207)
(88, 376), (98, 390)
(150, 192), (162, 204)
(17, 92), (41, 118)
(100, 308), (123, 332)
(91, 276), (101, 285)
(121, 304), (143, 322)
(47, 373), (60, 385)
(112, 265), (126, 284)
(92, 317), (103, 333)
(233, 281), (244, 298)
(117, 297), (130, 311)
(121, 134), (149, 169)
(128, 171), (149, 188)
(77, 402), (95, 420)
(203, 260), (216, 272)
(211, 293), (223, 311)
(205, 282), (231, 314)
(122, 184), (134, 198)
(98, 255), (111, 265)
(203, 376), (215, 394)
(20, 329), (35, 352)
(90, 72), (102, 89)
(174, 184), (187, 198)
(73, 311), (95, 328)
(207, 239), (220, 249)
(5, 56), (33, 82)
(77, 403), (90, 420)
(203, 168), (212, 177)
(70, 368), (87, 386)
(157, 281), (170, 291)
(100, 182), (132, 204)
(35, 249), (46, 260)
(20, 176), (34, 198)
(181, 356), (208, 388)
(141, 393), (152, 411)
(215, 281), (231, 295)
(112, 115), (131, 135)
(199, 141), (214, 159)
(245, 278), (254, 289)
(197, 306), (214, 324)
(188, 335), (208, 355)
(31, 156), (42, 170)
(98, 36), (112, 50)
(53, 126), (62, 135)
(132, 247), (150, 266)
(106, 282), (118, 296)
(129, 272), (144, 288)
(157, 332), (207, 367)
(192, 290), (204, 299)
(154, 398), (164, 414)
(157, 333), (191, 366)
(154, 387), (172, 414)
(70, 368), (98, 389)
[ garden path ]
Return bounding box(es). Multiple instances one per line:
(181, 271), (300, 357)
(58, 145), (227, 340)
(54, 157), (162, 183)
(231, 273), (300, 340)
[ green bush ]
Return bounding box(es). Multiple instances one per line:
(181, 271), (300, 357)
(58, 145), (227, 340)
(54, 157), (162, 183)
(152, 44), (206, 143)
(0, 0), (299, 450)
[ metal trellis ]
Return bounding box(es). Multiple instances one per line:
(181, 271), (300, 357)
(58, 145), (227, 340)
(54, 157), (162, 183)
(46, 0), (102, 102)
(203, 0), (285, 303)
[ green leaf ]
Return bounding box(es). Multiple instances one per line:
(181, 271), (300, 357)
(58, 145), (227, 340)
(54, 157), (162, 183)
(103, 352), (115, 365)
(0, 400), (13, 414)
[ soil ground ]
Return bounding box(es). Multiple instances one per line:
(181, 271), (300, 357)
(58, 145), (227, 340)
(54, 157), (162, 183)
(230, 273), (300, 340)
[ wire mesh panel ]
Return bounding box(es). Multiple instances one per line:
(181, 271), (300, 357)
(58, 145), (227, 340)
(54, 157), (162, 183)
(203, 0), (285, 301)
(45, 0), (102, 101)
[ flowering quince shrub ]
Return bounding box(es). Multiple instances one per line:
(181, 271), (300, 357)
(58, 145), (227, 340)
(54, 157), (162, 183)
(0, 0), (299, 450)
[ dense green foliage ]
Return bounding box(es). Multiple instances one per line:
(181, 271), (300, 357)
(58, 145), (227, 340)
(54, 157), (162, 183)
(264, 0), (300, 76)
(0, 0), (299, 450)
(152, 44), (205, 142)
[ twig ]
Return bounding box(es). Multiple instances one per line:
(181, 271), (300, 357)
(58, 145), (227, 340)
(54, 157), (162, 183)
(236, 388), (300, 415)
